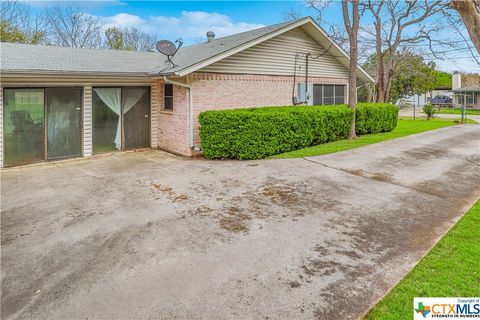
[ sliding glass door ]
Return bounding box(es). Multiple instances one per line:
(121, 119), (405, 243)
(92, 87), (149, 154)
(3, 89), (45, 166)
(3, 87), (82, 166)
(46, 88), (82, 160)
(123, 87), (149, 150)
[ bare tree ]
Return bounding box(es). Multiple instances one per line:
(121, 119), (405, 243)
(366, 0), (450, 102)
(451, 0), (480, 53)
(122, 27), (157, 52)
(44, 7), (102, 48)
(342, 0), (360, 139)
(306, 0), (350, 48)
(0, 0), (46, 44)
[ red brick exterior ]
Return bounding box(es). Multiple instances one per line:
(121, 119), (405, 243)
(155, 73), (349, 156)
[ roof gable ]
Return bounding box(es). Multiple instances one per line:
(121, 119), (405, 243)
(199, 27), (349, 78)
(155, 16), (374, 84)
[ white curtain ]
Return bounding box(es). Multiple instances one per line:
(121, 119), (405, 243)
(123, 88), (147, 114)
(94, 88), (122, 150)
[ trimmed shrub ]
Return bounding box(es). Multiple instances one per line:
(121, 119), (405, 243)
(199, 105), (353, 159)
(199, 103), (399, 160)
(355, 103), (399, 135)
(423, 103), (436, 120)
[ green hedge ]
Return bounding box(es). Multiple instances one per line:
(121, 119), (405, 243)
(355, 103), (399, 134)
(199, 103), (398, 160)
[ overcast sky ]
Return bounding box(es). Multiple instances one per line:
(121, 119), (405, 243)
(27, 0), (480, 73)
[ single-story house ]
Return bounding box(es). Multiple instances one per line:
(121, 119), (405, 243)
(451, 71), (479, 109)
(0, 16), (374, 167)
(452, 87), (480, 109)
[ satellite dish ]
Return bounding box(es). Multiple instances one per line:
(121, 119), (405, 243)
(156, 39), (183, 68)
(156, 40), (177, 56)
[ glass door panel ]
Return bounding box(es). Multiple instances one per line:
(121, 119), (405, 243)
(92, 88), (121, 154)
(46, 88), (82, 160)
(3, 89), (45, 166)
(123, 87), (149, 150)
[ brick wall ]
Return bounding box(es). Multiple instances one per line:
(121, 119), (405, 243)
(156, 79), (191, 156)
(156, 73), (349, 156)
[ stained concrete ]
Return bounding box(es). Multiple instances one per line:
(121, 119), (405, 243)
(1, 124), (479, 320)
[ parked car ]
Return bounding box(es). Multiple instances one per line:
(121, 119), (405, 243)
(430, 95), (452, 105)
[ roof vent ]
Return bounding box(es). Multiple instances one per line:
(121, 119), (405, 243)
(206, 31), (215, 42)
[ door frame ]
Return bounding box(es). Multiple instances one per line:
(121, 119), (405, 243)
(92, 86), (151, 154)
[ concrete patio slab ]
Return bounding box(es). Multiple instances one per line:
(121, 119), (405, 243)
(1, 124), (479, 320)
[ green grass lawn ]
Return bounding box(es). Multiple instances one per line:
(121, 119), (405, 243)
(437, 108), (480, 115)
(271, 118), (475, 159)
(364, 200), (480, 319)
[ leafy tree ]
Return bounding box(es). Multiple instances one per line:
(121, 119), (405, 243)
(434, 71), (452, 88)
(363, 50), (444, 103)
(105, 27), (124, 50)
(104, 26), (156, 52)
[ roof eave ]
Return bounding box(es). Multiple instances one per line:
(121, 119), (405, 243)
(1, 69), (152, 78)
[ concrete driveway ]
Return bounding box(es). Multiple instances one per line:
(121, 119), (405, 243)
(399, 107), (480, 123)
(2, 124), (479, 320)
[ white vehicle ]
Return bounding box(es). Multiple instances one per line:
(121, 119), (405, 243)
(396, 98), (414, 109)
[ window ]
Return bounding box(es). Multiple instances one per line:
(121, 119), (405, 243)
(164, 84), (173, 110)
(323, 85), (335, 105)
(312, 84), (345, 105)
(334, 85), (345, 104)
(457, 92), (476, 106)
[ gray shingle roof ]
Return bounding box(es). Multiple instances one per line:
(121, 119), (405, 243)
(0, 42), (163, 75)
(0, 18), (304, 76)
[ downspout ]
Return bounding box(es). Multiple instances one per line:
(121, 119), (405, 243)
(163, 76), (199, 151)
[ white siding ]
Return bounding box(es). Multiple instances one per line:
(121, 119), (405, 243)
(0, 86), (3, 168)
(201, 28), (349, 78)
(83, 86), (93, 157)
(150, 81), (158, 148)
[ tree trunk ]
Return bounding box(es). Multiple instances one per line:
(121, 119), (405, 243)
(372, 6), (385, 103)
(348, 38), (358, 139)
(384, 61), (396, 102)
(375, 58), (386, 103)
(452, 0), (480, 54)
(366, 84), (374, 102)
(342, 0), (359, 139)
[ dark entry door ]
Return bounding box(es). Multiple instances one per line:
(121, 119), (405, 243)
(123, 87), (150, 150)
(46, 88), (82, 160)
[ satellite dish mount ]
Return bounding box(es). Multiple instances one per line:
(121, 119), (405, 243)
(156, 39), (183, 68)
